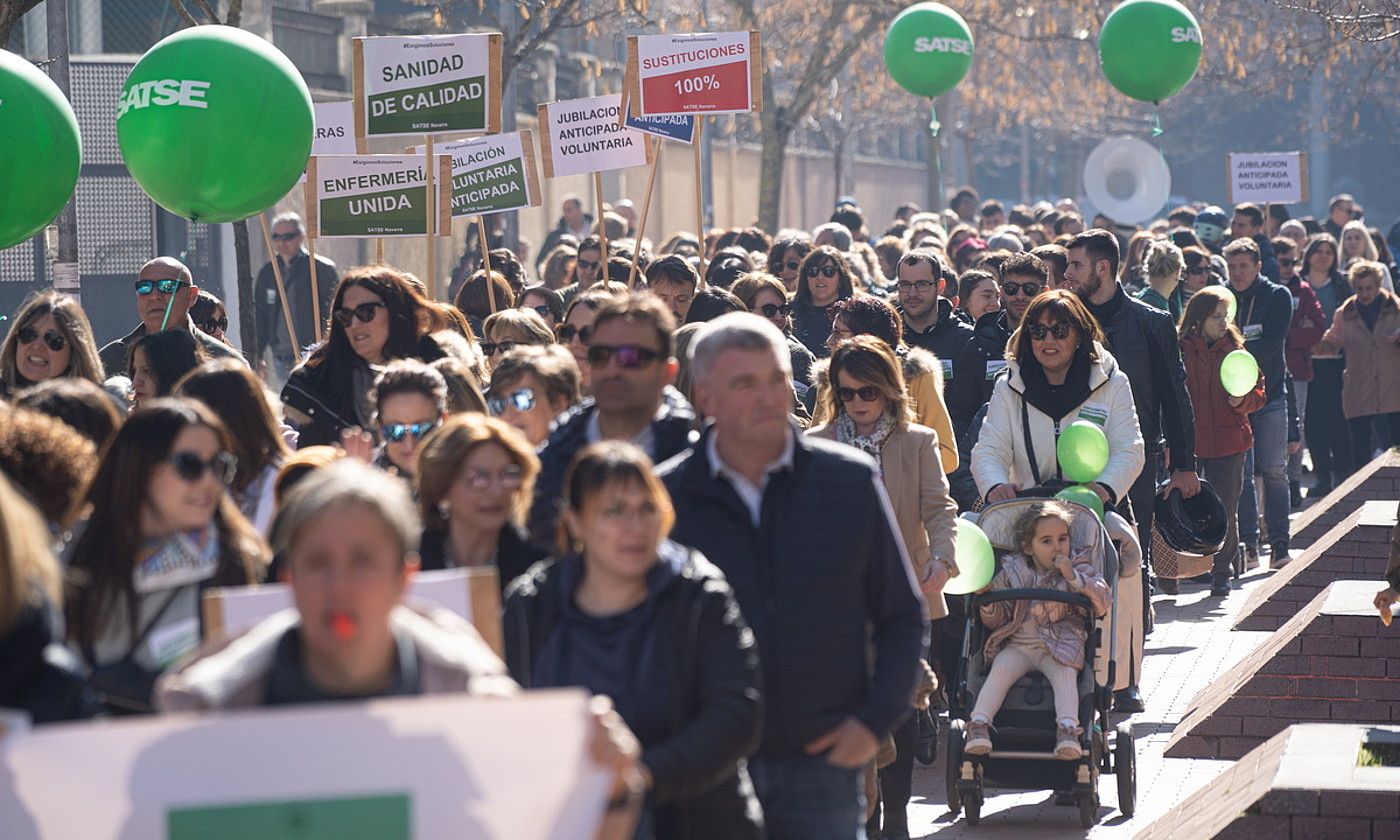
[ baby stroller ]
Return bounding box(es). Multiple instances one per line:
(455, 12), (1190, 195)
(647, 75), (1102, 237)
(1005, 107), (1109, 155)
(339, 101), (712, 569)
(945, 497), (1137, 827)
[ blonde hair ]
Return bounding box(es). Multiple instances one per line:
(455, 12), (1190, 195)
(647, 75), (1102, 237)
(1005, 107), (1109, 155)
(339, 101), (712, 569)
(415, 414), (540, 529)
(0, 472), (60, 636)
(1347, 259), (1386, 288)
(1341, 220), (1379, 261)
(1144, 239), (1183, 282)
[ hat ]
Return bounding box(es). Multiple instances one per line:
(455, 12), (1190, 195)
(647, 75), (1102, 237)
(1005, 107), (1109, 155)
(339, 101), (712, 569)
(955, 237), (989, 259)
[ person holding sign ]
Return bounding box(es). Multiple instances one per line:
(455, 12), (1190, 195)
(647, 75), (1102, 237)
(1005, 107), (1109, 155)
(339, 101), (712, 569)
(1178, 287), (1267, 596)
(505, 441), (763, 839)
(254, 212), (339, 386)
(65, 400), (268, 715)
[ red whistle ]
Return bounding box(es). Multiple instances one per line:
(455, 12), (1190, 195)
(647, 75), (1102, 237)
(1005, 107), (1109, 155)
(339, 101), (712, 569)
(330, 612), (356, 640)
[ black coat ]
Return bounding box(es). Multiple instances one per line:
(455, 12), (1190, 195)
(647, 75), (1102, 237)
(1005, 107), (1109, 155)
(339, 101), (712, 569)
(504, 543), (764, 840)
(254, 250), (339, 359)
(946, 309), (1013, 436)
(417, 524), (546, 594)
(0, 599), (93, 723)
(527, 388), (698, 550)
(97, 316), (246, 380)
(901, 298), (975, 364)
(658, 426), (928, 757)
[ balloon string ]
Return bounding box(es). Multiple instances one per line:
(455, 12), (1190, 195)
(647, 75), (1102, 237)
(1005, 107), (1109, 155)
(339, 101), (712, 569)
(1151, 108), (1166, 158)
(929, 100), (945, 212)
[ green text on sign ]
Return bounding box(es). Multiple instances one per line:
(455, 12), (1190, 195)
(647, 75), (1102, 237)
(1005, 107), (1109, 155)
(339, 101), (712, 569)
(451, 158), (526, 216)
(367, 76), (486, 135)
(168, 793), (410, 840)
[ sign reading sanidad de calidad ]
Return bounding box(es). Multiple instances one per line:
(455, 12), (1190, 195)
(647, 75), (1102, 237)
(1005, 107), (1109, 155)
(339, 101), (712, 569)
(353, 33), (502, 143)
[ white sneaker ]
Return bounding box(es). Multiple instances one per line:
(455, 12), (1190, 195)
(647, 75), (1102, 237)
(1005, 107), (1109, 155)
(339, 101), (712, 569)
(1055, 722), (1083, 760)
(964, 718), (992, 755)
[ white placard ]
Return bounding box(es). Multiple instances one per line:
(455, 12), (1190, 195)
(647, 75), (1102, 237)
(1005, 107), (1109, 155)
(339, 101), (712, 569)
(304, 154), (445, 239)
(354, 33), (501, 139)
(1227, 151), (1308, 205)
(537, 94), (653, 178)
(0, 690), (610, 839)
(313, 101), (357, 155)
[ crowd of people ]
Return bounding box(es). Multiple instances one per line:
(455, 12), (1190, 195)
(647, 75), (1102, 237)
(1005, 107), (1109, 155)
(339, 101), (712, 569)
(2, 186), (1399, 840)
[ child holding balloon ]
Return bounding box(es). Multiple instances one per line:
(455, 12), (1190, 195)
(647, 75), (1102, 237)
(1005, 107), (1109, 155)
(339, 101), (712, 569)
(1178, 286), (1266, 595)
(965, 501), (1110, 760)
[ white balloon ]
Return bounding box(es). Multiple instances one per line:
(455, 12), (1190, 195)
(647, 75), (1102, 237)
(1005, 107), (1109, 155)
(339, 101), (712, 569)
(1082, 136), (1171, 224)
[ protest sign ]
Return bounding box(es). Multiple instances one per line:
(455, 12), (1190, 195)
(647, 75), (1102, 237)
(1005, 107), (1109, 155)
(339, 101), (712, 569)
(0, 691), (611, 840)
(203, 567), (502, 655)
(623, 105), (696, 144)
(625, 31), (762, 116)
(352, 33), (502, 143)
(1227, 151), (1309, 205)
(313, 100), (357, 154)
(436, 130), (542, 219)
(537, 94), (654, 178)
(304, 155), (448, 239)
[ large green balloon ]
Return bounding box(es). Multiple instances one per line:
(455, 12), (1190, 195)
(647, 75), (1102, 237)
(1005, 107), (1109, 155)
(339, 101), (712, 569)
(1056, 485), (1105, 521)
(944, 519), (996, 596)
(0, 50), (81, 251)
(1057, 421), (1110, 484)
(1098, 0), (1203, 103)
(883, 3), (974, 99)
(117, 26), (312, 223)
(1220, 349), (1260, 398)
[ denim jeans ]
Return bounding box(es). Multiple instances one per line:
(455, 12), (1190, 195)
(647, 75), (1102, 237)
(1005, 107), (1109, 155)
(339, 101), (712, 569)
(749, 754), (866, 840)
(1239, 398), (1290, 550)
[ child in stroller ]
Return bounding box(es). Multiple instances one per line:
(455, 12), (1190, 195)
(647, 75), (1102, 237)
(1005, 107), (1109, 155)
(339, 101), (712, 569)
(965, 500), (1110, 760)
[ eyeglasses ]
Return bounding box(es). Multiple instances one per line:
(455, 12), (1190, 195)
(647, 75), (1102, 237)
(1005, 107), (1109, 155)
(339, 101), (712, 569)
(134, 278), (188, 296)
(555, 323), (593, 344)
(460, 465), (525, 491)
(480, 340), (519, 357)
(333, 301), (386, 328)
(837, 385), (882, 403)
(17, 326), (66, 352)
(804, 264), (839, 278)
(759, 302), (793, 319)
(198, 317), (229, 334)
(168, 451), (237, 485)
(271, 231), (300, 242)
(379, 421), (438, 443)
(1001, 281), (1043, 297)
(487, 387), (536, 416)
(1027, 322), (1073, 341)
(587, 344), (662, 370)
(897, 280), (937, 295)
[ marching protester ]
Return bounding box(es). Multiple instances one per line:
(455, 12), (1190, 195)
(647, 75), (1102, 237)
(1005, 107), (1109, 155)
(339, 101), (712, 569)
(368, 360), (449, 482)
(895, 248), (974, 362)
(484, 345), (582, 448)
(791, 245), (859, 358)
(957, 269), (1002, 324)
(557, 286), (622, 396)
(1300, 233), (1354, 495)
(129, 329), (205, 410)
(766, 234), (814, 293)
(190, 290), (232, 348)
(479, 308), (555, 373)
(98, 257), (245, 377)
(254, 212), (339, 384)
(730, 271), (816, 391)
(1274, 237), (1326, 507)
(518, 284), (565, 329)
(1320, 261), (1400, 464)
(0, 291), (105, 397)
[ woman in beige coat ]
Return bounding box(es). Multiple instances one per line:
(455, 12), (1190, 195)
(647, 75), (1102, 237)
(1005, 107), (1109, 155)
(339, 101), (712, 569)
(1320, 261), (1400, 468)
(808, 334), (958, 840)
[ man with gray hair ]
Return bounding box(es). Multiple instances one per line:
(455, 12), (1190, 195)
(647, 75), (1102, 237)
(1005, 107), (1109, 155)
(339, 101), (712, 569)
(659, 312), (927, 840)
(254, 211), (339, 385)
(99, 256), (245, 376)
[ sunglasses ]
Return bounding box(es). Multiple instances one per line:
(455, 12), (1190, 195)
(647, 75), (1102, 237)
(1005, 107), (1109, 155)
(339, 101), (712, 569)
(896, 280), (937, 294)
(804, 264), (839, 278)
(837, 385), (882, 403)
(1188, 265), (1211, 275)
(587, 344), (662, 370)
(759, 302), (793, 319)
(784, 260), (801, 271)
(333, 301), (386, 328)
(18, 326), (65, 352)
(1028, 322), (1073, 341)
(198, 317), (229, 334)
(380, 421), (438, 443)
(135, 278), (188, 296)
(480, 340), (519, 357)
(1002, 281), (1043, 297)
(1279, 258), (1300, 267)
(168, 451), (237, 485)
(271, 231), (300, 242)
(487, 387), (536, 416)
(555, 323), (593, 344)
(576, 258), (601, 273)
(460, 465), (525, 491)
(528, 304), (553, 319)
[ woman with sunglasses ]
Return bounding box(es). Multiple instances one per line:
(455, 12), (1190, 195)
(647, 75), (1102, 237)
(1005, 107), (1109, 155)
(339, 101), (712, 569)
(558, 287), (621, 395)
(368, 360), (448, 482)
(282, 266), (451, 449)
(189, 290), (232, 347)
(0, 290), (105, 397)
(1180, 246), (1217, 303)
(479, 308), (554, 374)
(174, 360), (292, 538)
(807, 335), (956, 840)
(65, 399), (267, 714)
(504, 441), (763, 840)
(1301, 233), (1355, 495)
(484, 345), (580, 447)
(792, 245), (858, 358)
(415, 414), (546, 591)
(731, 272), (815, 389)
(130, 329), (205, 410)
(519, 284), (565, 328)
(540, 243), (578, 291)
(972, 289), (1144, 507)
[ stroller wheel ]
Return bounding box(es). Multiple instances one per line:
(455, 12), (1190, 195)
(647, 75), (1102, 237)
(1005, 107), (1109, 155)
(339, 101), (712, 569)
(945, 720), (965, 816)
(1078, 793), (1099, 828)
(1115, 723), (1137, 818)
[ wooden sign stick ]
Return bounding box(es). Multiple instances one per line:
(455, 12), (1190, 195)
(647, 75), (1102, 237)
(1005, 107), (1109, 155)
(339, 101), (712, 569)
(479, 215), (497, 314)
(376, 238), (385, 264)
(425, 135), (437, 300)
(257, 213), (301, 360)
(307, 235), (323, 345)
(593, 170), (608, 288)
(626, 136), (662, 289)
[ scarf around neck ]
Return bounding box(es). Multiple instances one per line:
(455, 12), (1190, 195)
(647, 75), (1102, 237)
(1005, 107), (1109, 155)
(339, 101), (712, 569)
(836, 411), (897, 460)
(1019, 352), (1093, 422)
(133, 523), (220, 594)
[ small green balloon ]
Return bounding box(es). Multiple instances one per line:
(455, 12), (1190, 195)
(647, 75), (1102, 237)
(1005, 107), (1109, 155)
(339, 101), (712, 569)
(945, 519), (996, 595)
(1098, 0), (1203, 103)
(883, 3), (974, 99)
(1056, 485), (1105, 521)
(117, 25), (313, 223)
(0, 49), (81, 250)
(1057, 421), (1111, 484)
(1220, 349), (1260, 398)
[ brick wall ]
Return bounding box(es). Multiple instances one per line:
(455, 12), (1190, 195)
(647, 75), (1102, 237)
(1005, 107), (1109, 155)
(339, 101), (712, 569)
(1288, 453), (1400, 551)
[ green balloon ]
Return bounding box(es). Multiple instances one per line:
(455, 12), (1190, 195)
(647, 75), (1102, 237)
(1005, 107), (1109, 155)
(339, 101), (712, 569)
(0, 50), (81, 251)
(1056, 485), (1105, 521)
(883, 3), (974, 99)
(1057, 420), (1110, 484)
(945, 519), (995, 595)
(1220, 349), (1260, 398)
(117, 25), (312, 223)
(1098, 0), (1202, 103)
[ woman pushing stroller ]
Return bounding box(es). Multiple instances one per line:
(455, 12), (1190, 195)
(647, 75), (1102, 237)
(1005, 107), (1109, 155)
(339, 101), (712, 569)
(965, 501), (1110, 760)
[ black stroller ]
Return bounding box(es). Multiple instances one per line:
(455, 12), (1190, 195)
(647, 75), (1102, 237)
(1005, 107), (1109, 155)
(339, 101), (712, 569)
(945, 497), (1137, 827)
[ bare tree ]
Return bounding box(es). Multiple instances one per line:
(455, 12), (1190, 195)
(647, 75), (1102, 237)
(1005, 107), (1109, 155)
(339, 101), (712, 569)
(0, 0), (43, 49)
(1278, 0), (1400, 41)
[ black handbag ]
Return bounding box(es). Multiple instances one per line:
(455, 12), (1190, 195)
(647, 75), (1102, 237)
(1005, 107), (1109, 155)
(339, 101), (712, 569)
(84, 588), (181, 716)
